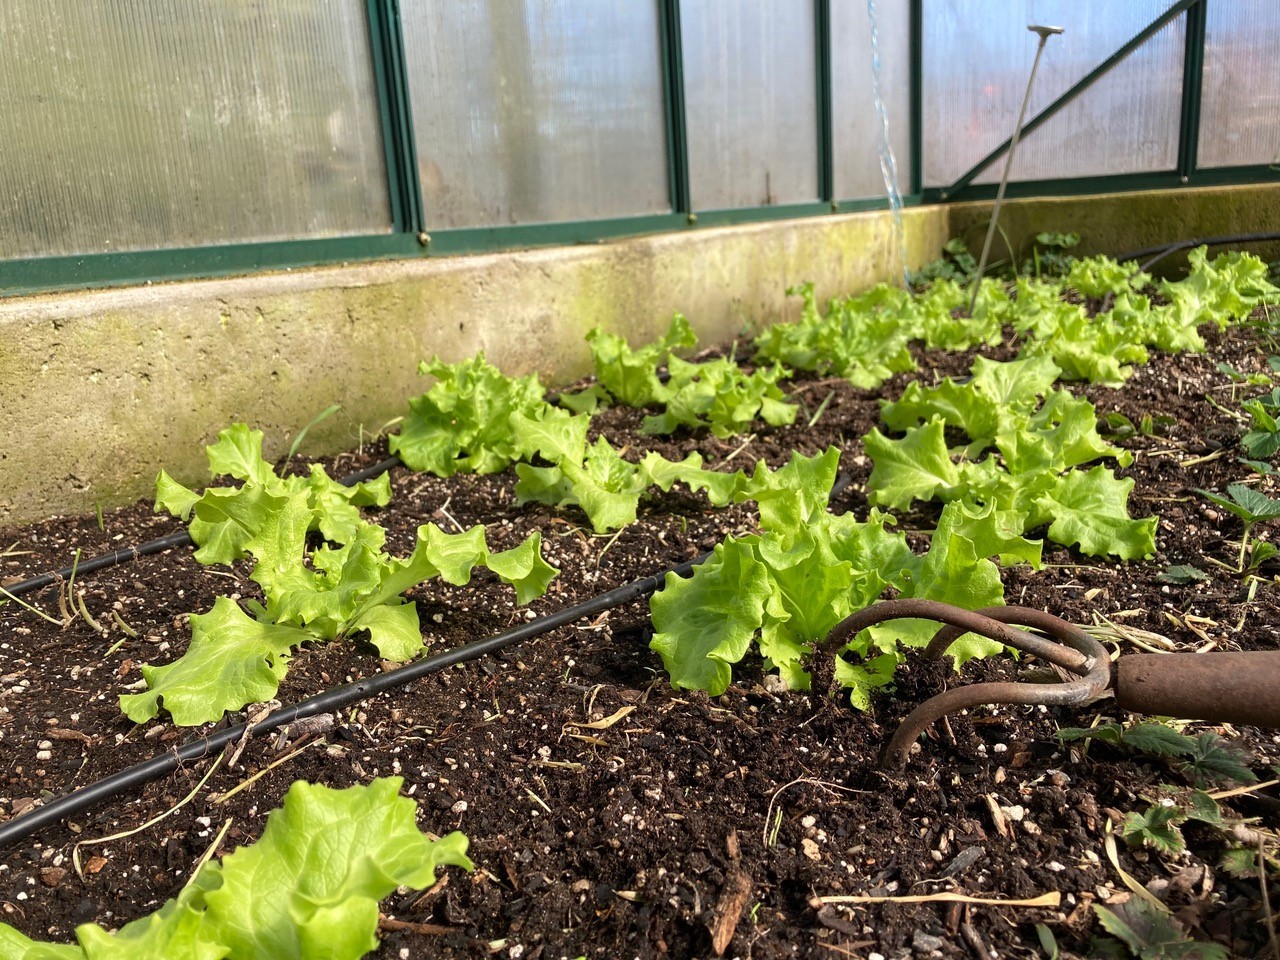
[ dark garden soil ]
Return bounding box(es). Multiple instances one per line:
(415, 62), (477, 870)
(1, 323), (1279, 960)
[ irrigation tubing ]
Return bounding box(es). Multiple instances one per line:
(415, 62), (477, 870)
(0, 471), (852, 849)
(1, 456), (401, 599)
(0, 552), (700, 850)
(1115, 230), (1280, 275)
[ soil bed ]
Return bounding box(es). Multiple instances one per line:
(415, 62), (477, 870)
(1, 326), (1278, 959)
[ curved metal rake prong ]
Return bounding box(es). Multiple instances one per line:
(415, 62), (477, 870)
(819, 600), (1111, 769)
(882, 605), (1111, 768)
(821, 598), (1093, 674)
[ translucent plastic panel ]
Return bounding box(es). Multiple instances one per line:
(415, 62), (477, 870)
(0, 1), (391, 261)
(832, 0), (911, 200)
(924, 1), (1182, 187)
(682, 1), (819, 209)
(402, 1), (670, 229)
(1199, 0), (1280, 168)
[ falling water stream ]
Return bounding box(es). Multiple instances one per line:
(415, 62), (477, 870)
(865, 0), (910, 287)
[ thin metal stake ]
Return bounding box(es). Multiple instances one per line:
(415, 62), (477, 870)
(969, 24), (1064, 313)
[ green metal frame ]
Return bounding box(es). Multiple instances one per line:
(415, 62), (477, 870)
(658, 0), (691, 216)
(1177, 0), (1207, 181)
(4, 0), (1276, 298)
(908, 0), (923, 197)
(816, 0), (835, 205)
(366, 0), (423, 235)
(928, 0), (1202, 202)
(0, 235), (420, 298)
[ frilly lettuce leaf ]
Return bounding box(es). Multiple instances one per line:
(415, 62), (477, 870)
(389, 353), (546, 476)
(1, 779), (472, 960)
(155, 424), (391, 564)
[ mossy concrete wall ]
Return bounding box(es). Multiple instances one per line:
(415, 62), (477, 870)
(0, 207), (948, 526)
(947, 182), (1280, 271)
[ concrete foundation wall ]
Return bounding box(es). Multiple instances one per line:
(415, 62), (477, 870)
(946, 183), (1280, 270)
(0, 207), (948, 525)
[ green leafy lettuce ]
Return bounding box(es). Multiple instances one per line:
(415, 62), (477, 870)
(123, 493), (556, 725)
(0, 778), (472, 960)
(753, 283), (918, 389)
(587, 314), (798, 437)
(510, 404), (744, 533)
(866, 355), (1156, 560)
(649, 448), (1041, 707)
(587, 312), (697, 407)
(389, 353), (547, 476)
(639, 355), (797, 437)
(156, 425), (392, 565)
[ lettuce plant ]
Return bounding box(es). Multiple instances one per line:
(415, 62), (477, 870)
(510, 404), (744, 533)
(1064, 255), (1150, 298)
(389, 353), (548, 476)
(156, 424), (392, 563)
(1160, 247), (1280, 330)
(587, 312), (697, 407)
(649, 448), (1041, 707)
(638, 355), (797, 438)
(865, 355), (1157, 560)
(127, 491), (556, 725)
(752, 283), (917, 389)
(0, 778), (472, 960)
(587, 314), (798, 437)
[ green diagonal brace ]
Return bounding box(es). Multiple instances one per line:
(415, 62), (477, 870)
(939, 0), (1199, 199)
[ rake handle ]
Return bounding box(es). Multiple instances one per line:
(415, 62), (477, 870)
(1114, 652), (1280, 729)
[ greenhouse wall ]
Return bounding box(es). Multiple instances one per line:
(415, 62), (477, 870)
(1, 0), (1276, 293)
(1, 0), (1278, 522)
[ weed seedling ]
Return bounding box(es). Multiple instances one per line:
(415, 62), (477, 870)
(1195, 483), (1280, 573)
(1241, 387), (1280, 459)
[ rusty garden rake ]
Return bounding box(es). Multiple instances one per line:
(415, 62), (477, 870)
(819, 599), (1280, 769)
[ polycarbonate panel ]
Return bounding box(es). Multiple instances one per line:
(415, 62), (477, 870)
(924, 1), (1182, 187)
(402, 1), (670, 230)
(682, 1), (819, 209)
(0, 1), (391, 261)
(1199, 0), (1280, 168)
(832, 0), (911, 200)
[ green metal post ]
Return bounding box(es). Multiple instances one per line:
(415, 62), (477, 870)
(816, 0), (835, 205)
(1177, 0), (1207, 182)
(365, 0), (424, 236)
(659, 0), (692, 216)
(908, 0), (923, 196)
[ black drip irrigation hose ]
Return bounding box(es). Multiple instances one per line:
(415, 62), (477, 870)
(1, 456), (402, 600)
(0, 472), (852, 849)
(1115, 231), (1280, 275)
(0, 553), (695, 850)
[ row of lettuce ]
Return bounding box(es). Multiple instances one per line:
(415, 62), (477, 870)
(5, 246), (1277, 958)
(145, 246), (1277, 725)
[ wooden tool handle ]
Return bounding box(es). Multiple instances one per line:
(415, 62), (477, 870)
(1114, 652), (1280, 729)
